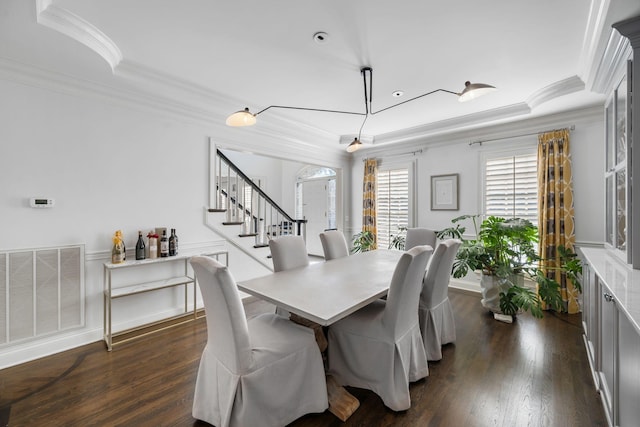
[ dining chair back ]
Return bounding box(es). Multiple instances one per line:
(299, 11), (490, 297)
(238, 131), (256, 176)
(419, 239), (461, 361)
(328, 245), (433, 411)
(268, 234), (327, 349)
(190, 256), (328, 427)
(192, 256), (251, 372)
(319, 230), (350, 260)
(384, 245), (435, 337)
(269, 235), (309, 272)
(405, 228), (437, 251)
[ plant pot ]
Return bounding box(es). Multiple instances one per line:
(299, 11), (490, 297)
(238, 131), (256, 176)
(480, 273), (524, 314)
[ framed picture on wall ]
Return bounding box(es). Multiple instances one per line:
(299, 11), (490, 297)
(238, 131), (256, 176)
(431, 174), (459, 210)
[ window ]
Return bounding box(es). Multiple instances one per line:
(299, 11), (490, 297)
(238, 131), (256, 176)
(483, 152), (538, 225)
(377, 168), (409, 249)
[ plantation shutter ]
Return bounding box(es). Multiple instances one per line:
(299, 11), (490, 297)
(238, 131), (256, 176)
(484, 153), (538, 224)
(377, 168), (409, 249)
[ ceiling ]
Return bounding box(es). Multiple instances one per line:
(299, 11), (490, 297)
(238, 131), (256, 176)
(1, 1), (639, 152)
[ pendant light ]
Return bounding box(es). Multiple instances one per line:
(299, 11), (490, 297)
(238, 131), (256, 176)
(226, 67), (496, 151)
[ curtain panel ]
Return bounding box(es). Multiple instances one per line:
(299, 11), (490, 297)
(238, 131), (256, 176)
(537, 129), (579, 313)
(363, 158), (378, 250)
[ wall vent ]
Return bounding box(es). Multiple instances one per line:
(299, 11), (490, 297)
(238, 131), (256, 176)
(0, 245), (84, 346)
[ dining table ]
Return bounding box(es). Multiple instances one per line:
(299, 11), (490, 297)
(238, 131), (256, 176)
(237, 249), (403, 326)
(237, 248), (404, 422)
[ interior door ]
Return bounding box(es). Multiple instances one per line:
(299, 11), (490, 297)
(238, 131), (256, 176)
(302, 179), (329, 256)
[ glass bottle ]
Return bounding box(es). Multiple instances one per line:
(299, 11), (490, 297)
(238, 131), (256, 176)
(115, 230), (126, 261)
(135, 230), (146, 260)
(169, 228), (178, 256)
(111, 230), (125, 264)
(160, 229), (169, 257)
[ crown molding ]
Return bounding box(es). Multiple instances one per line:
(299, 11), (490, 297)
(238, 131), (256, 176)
(0, 56), (221, 125)
(339, 74), (588, 148)
(369, 103), (531, 146)
(114, 60), (231, 109)
(590, 28), (632, 94)
(35, 0), (122, 70)
(579, 0), (610, 85)
(526, 75), (585, 110)
(354, 104), (603, 160)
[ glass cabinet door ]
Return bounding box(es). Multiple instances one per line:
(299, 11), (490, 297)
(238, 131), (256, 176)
(604, 68), (630, 262)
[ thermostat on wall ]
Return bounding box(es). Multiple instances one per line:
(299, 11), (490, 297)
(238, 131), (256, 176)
(30, 197), (55, 208)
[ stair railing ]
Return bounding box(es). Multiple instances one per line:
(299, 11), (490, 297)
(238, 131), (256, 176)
(211, 149), (306, 246)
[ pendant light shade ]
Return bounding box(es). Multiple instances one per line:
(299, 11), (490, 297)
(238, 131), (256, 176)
(346, 138), (363, 153)
(226, 108), (257, 126)
(458, 81), (496, 102)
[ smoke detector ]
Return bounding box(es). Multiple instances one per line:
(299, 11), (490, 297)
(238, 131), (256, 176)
(313, 32), (329, 44)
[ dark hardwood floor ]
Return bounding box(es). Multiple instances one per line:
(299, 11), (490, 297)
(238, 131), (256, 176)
(0, 290), (606, 427)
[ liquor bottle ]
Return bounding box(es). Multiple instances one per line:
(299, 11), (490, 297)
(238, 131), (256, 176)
(115, 230), (126, 261)
(111, 230), (125, 264)
(135, 231), (146, 260)
(169, 228), (178, 256)
(160, 229), (169, 257)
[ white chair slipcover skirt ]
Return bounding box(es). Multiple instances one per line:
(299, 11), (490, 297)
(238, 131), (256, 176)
(419, 239), (461, 361)
(328, 245), (432, 411)
(191, 256), (328, 427)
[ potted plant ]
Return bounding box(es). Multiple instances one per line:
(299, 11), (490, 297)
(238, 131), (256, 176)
(437, 214), (582, 319)
(351, 230), (376, 253)
(388, 226), (407, 250)
(353, 226), (407, 252)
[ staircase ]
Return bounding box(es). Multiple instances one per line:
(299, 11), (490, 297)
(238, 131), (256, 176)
(205, 149), (307, 270)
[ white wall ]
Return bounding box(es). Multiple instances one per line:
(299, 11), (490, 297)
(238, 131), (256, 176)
(0, 78), (348, 368)
(350, 106), (605, 247)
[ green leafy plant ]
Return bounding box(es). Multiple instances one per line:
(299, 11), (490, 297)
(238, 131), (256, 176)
(437, 214), (582, 318)
(351, 230), (376, 253)
(388, 226), (407, 250)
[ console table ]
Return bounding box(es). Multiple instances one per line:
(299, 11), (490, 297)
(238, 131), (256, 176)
(103, 250), (228, 351)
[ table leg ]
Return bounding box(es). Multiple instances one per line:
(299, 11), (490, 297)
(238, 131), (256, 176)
(326, 375), (360, 421)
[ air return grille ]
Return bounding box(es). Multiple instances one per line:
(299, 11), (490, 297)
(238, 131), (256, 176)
(0, 245), (84, 346)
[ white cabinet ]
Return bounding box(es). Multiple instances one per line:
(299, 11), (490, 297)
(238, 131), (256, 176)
(599, 281), (617, 423)
(580, 248), (640, 427)
(103, 250), (227, 351)
(618, 313), (640, 425)
(582, 262), (599, 387)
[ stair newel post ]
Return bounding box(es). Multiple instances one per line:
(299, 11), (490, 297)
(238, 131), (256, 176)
(271, 206), (276, 238)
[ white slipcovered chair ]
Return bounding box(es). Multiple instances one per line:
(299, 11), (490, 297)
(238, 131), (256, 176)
(405, 227), (437, 251)
(268, 234), (327, 350)
(327, 245), (433, 411)
(319, 230), (350, 260)
(190, 256), (328, 427)
(419, 239), (461, 361)
(269, 235), (309, 272)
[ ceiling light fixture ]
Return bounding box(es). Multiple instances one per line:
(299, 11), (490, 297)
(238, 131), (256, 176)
(226, 67), (496, 152)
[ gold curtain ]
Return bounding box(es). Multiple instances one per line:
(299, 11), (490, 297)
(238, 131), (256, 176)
(537, 129), (578, 313)
(363, 158), (378, 250)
